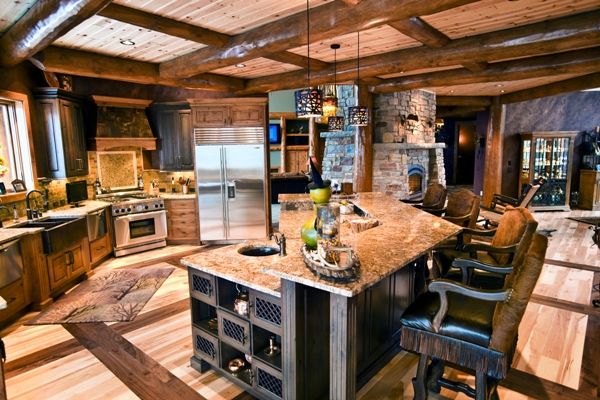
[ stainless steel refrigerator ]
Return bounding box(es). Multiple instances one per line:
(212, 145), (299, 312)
(194, 127), (268, 243)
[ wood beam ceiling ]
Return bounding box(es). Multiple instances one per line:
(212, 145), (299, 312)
(158, 0), (481, 79)
(372, 48), (600, 93)
(30, 46), (244, 92)
(97, 3), (230, 48)
(238, 10), (600, 94)
(0, 0), (113, 68)
(500, 71), (600, 104)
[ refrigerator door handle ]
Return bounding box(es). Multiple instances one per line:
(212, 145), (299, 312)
(222, 147), (230, 238)
(219, 147), (227, 239)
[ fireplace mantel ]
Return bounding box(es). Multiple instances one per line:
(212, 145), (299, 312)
(374, 143), (446, 150)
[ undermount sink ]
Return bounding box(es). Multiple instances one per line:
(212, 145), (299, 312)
(8, 217), (87, 254)
(238, 245), (280, 257)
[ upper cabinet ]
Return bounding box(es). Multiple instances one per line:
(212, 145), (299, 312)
(33, 88), (89, 178)
(190, 99), (266, 128)
(149, 102), (193, 171)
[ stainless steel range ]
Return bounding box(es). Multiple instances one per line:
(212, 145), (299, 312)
(98, 191), (167, 257)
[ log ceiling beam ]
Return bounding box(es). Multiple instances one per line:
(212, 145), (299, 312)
(238, 10), (600, 95)
(371, 47), (600, 93)
(436, 96), (492, 107)
(97, 3), (230, 48)
(30, 46), (244, 92)
(0, 0), (113, 68)
(500, 72), (600, 104)
(388, 17), (450, 49)
(389, 17), (488, 72)
(264, 52), (329, 71)
(158, 0), (481, 79)
(341, 0), (364, 4)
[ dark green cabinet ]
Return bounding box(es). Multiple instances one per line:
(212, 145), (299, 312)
(33, 88), (89, 178)
(150, 103), (193, 171)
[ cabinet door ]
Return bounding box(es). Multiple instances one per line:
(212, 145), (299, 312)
(230, 105), (264, 126)
(47, 251), (70, 291)
(36, 98), (66, 178)
(285, 150), (308, 173)
(69, 245), (86, 277)
(59, 99), (88, 177)
(177, 110), (194, 170)
(192, 106), (229, 127)
(157, 110), (179, 170)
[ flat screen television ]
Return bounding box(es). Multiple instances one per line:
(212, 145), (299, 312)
(269, 124), (281, 144)
(66, 180), (88, 207)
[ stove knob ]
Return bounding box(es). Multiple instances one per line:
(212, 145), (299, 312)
(154, 204), (159, 208)
(126, 207), (131, 212)
(145, 205), (149, 209)
(120, 208), (125, 213)
(159, 203), (164, 208)
(114, 210), (119, 214)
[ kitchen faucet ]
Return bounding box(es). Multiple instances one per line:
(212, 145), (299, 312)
(269, 231), (286, 257)
(25, 189), (48, 220)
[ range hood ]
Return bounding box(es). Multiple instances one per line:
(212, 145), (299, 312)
(88, 95), (157, 151)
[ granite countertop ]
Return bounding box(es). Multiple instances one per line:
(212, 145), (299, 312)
(159, 193), (197, 200)
(0, 200), (111, 245)
(182, 192), (462, 298)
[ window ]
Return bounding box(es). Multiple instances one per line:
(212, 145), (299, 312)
(0, 90), (35, 195)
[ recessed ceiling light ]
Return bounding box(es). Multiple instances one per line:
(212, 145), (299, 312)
(235, 63), (246, 68)
(496, 84), (504, 87)
(449, 90), (454, 93)
(500, 90), (505, 93)
(120, 39), (135, 46)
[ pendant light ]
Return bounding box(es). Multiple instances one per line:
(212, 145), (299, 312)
(348, 31), (368, 126)
(295, 0), (322, 118)
(327, 43), (344, 132)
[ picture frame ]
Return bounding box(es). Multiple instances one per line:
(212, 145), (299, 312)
(11, 179), (26, 192)
(0, 182), (5, 195)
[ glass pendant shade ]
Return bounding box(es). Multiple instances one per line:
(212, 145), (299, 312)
(348, 106), (368, 126)
(295, 88), (323, 118)
(328, 116), (344, 131)
(322, 95), (338, 118)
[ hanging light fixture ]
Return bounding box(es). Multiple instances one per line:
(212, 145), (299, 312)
(348, 31), (368, 126)
(327, 43), (344, 132)
(295, 0), (322, 118)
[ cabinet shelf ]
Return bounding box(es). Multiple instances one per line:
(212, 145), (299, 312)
(519, 131), (577, 211)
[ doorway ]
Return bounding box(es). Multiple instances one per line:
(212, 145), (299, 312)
(454, 123), (476, 185)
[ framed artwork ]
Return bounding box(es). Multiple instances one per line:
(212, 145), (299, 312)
(0, 182), (5, 195)
(11, 179), (26, 192)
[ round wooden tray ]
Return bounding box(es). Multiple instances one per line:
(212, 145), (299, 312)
(301, 244), (360, 281)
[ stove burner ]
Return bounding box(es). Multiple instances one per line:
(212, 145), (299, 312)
(101, 192), (165, 216)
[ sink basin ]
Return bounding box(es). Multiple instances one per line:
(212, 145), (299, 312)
(8, 217), (87, 254)
(238, 245), (280, 257)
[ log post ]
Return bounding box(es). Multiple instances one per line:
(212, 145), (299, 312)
(353, 83), (373, 192)
(482, 97), (505, 207)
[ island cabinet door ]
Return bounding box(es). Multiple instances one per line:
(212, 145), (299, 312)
(192, 326), (220, 368)
(217, 309), (251, 353)
(249, 291), (282, 335)
(252, 358), (283, 400)
(189, 269), (217, 306)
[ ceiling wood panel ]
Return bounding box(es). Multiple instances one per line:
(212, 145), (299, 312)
(423, 0), (600, 40)
(0, 0), (36, 35)
(211, 57), (302, 79)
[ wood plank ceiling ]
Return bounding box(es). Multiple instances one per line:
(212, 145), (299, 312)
(0, 0), (599, 103)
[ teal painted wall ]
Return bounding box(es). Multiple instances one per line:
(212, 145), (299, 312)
(268, 89), (301, 168)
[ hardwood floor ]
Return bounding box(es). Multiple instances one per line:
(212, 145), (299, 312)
(1, 210), (598, 399)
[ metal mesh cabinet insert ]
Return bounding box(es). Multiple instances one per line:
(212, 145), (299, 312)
(249, 291), (282, 335)
(189, 269), (217, 306)
(252, 358), (283, 400)
(217, 308), (251, 353)
(192, 326), (220, 368)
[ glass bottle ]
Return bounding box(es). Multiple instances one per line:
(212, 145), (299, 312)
(12, 204), (19, 222)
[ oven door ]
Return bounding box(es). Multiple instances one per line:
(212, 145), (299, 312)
(113, 210), (167, 249)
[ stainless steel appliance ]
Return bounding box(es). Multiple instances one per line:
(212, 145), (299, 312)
(98, 191), (167, 257)
(86, 208), (107, 242)
(0, 239), (24, 290)
(194, 127), (268, 243)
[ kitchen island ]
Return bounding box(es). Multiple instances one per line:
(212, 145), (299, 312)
(181, 192), (461, 400)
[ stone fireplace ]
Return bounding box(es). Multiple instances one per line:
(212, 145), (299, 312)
(372, 90), (445, 200)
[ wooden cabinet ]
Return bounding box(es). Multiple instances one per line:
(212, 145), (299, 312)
(285, 149), (309, 173)
(579, 170), (600, 210)
(149, 103), (193, 171)
(46, 240), (90, 293)
(88, 207), (113, 266)
(188, 270), (283, 400)
(33, 88), (89, 178)
(190, 99), (266, 128)
(519, 131), (577, 211)
(165, 198), (199, 244)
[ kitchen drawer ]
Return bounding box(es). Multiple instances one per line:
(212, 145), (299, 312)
(192, 326), (220, 368)
(249, 291), (282, 335)
(217, 308), (251, 353)
(189, 269), (217, 306)
(170, 218), (198, 229)
(170, 226), (198, 240)
(169, 209), (197, 219)
(169, 199), (196, 210)
(252, 358), (283, 400)
(89, 234), (110, 264)
(0, 279), (27, 322)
